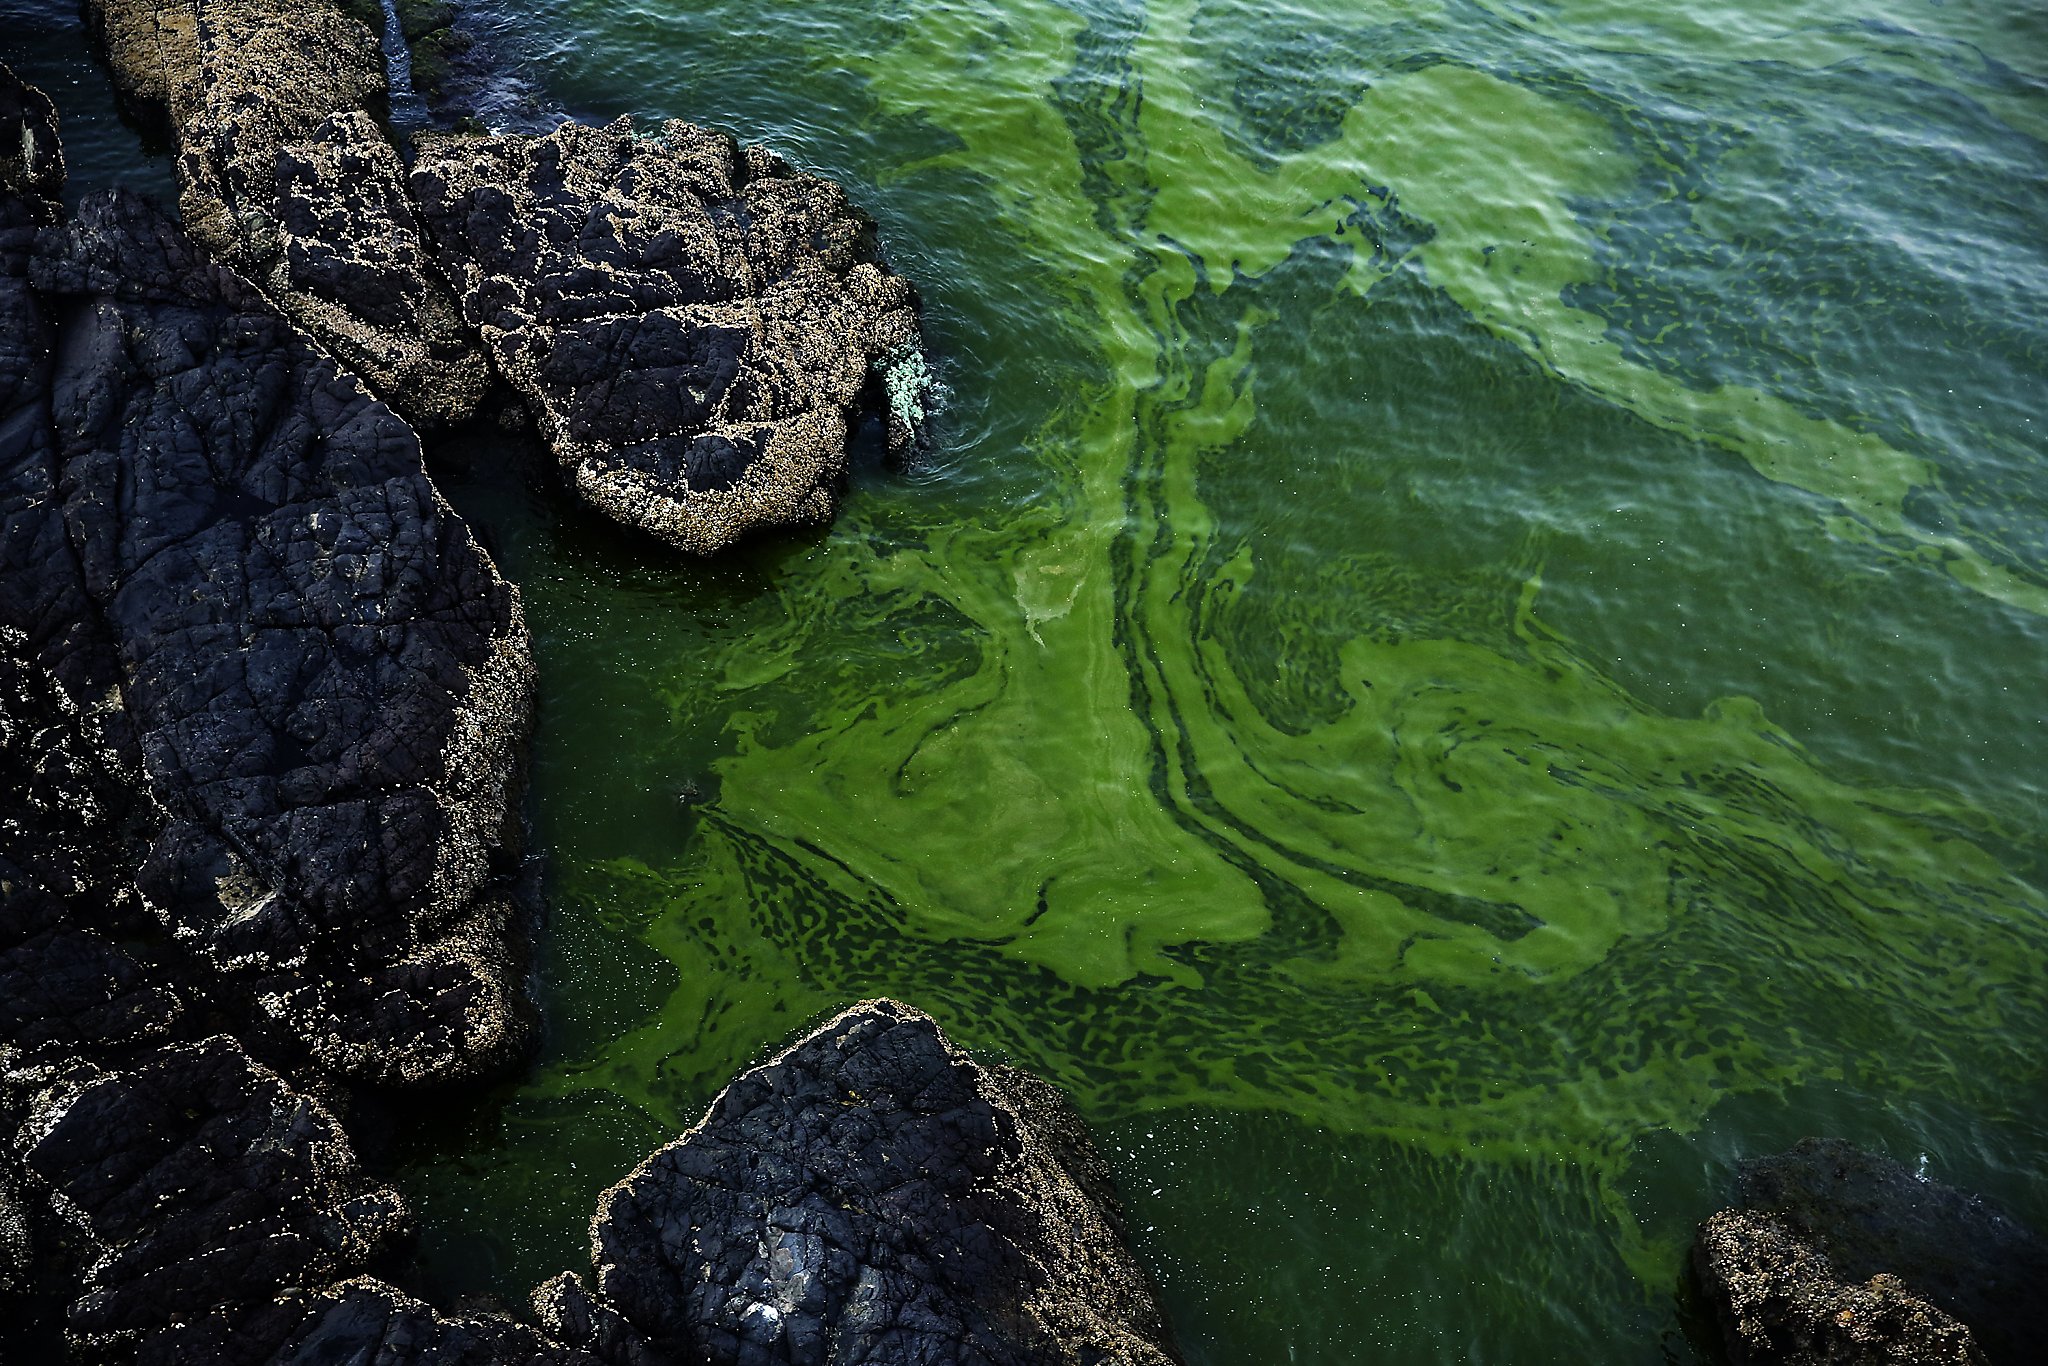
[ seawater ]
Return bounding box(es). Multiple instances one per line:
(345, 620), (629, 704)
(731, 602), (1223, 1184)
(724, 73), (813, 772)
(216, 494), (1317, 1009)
(8, 0), (2046, 1360)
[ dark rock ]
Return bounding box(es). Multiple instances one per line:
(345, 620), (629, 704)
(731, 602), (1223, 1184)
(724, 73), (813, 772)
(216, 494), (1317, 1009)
(0, 598), (154, 980)
(32, 187), (537, 1083)
(1, 74), (575, 1349)
(1693, 1139), (2048, 1365)
(0, 854), (185, 1075)
(1693, 1210), (1982, 1365)
(0, 1143), (66, 1363)
(82, 0), (491, 427)
(546, 999), (1179, 1366)
(1730, 1139), (2048, 1364)
(15, 1035), (409, 1360)
(264, 1278), (595, 1366)
(0, 1157), (28, 1288)
(5, 186), (537, 1087)
(8, 1032), (587, 1365)
(410, 119), (922, 553)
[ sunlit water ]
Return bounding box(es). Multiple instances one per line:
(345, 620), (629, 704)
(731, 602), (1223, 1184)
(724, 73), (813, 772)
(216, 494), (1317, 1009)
(7, 0), (2046, 1361)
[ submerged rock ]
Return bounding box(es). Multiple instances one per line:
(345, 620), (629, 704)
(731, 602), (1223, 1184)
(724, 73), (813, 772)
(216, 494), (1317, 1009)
(541, 999), (1180, 1366)
(82, 0), (490, 426)
(410, 118), (920, 553)
(1693, 1139), (2048, 1365)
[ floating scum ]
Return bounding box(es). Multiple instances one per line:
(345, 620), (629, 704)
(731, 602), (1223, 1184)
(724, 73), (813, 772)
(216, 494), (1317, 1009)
(507, 0), (2048, 1180)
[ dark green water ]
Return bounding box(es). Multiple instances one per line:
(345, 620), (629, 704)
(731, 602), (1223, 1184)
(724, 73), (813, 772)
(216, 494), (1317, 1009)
(11, 0), (2048, 1360)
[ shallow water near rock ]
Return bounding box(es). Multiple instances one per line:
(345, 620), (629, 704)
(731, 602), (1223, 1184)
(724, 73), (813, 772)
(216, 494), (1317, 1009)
(10, 0), (2047, 1360)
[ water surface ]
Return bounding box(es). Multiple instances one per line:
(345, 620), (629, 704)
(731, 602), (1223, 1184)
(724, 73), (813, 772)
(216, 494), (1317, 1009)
(409, 3), (2048, 1359)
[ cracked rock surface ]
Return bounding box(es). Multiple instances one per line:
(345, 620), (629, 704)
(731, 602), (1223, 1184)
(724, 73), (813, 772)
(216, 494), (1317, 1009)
(410, 118), (920, 553)
(1, 64), (564, 1361)
(1692, 1139), (2048, 1366)
(544, 999), (1181, 1366)
(82, 0), (490, 426)
(2, 62), (538, 1091)
(17, 1036), (410, 1357)
(21, 188), (537, 1085)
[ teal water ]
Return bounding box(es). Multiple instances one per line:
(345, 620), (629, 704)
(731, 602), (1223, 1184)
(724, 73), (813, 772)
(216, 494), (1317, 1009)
(9, 0), (2047, 1360)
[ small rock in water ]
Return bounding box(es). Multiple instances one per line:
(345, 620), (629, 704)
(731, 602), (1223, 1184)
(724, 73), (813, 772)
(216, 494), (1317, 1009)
(1692, 1138), (2048, 1366)
(409, 117), (920, 554)
(541, 999), (1183, 1366)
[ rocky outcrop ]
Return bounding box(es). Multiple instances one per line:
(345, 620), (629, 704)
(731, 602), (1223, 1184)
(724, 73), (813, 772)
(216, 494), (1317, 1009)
(1693, 1139), (2048, 1365)
(3, 57), (538, 1092)
(1694, 1211), (1982, 1365)
(410, 119), (921, 553)
(4, 997), (1176, 1365)
(4, 56), (1157, 1366)
(263, 1278), (592, 1366)
(17, 1037), (409, 1356)
(539, 1000), (1180, 1366)
(79, 0), (928, 544)
(81, 0), (490, 426)
(15, 188), (536, 1086)
(0, 65), (548, 1357)
(5, 1019), (588, 1365)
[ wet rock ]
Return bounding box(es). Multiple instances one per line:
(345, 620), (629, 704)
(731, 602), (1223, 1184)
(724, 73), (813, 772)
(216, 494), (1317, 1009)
(81, 0), (490, 427)
(1694, 1139), (2048, 1365)
(545, 999), (1179, 1366)
(15, 1035), (409, 1360)
(1735, 1139), (2047, 1363)
(1694, 1210), (1982, 1365)
(410, 119), (920, 553)
(11, 188), (536, 1086)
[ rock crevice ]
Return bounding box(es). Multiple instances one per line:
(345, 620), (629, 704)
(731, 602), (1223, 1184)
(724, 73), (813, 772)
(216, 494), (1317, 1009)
(85, 0), (491, 427)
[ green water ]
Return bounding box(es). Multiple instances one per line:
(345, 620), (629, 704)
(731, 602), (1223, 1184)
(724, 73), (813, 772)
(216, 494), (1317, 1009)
(11, 0), (2045, 1358)
(404, 1), (2048, 1357)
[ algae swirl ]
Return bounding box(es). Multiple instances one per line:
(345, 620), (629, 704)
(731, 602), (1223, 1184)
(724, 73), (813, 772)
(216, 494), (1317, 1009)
(405, 0), (2048, 1356)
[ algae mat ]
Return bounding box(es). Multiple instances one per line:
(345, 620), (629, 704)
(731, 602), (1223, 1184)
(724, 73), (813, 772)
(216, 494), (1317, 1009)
(398, 0), (2048, 1359)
